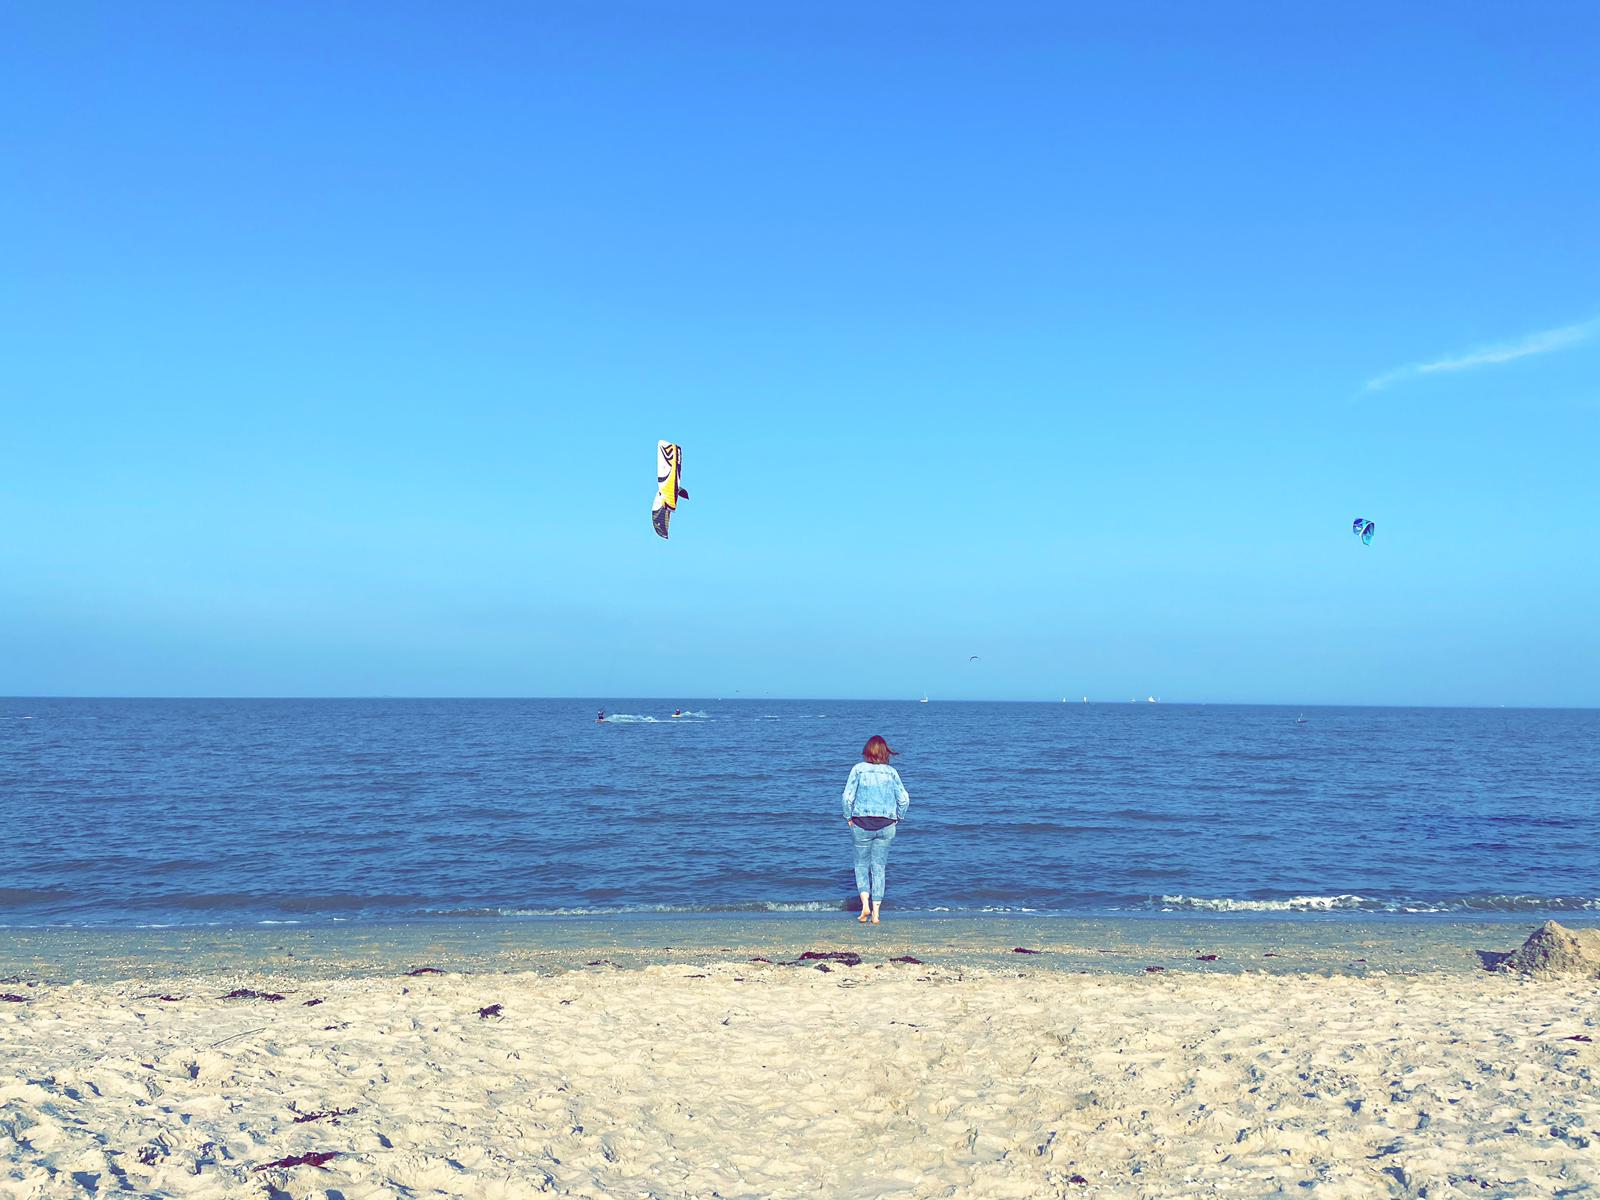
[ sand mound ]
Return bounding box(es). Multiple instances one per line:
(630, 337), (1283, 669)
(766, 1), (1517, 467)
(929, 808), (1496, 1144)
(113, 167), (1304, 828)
(1494, 920), (1600, 980)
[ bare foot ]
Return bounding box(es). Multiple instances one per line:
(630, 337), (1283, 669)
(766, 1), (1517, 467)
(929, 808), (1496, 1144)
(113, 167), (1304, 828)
(870, 914), (880, 924)
(858, 911), (870, 923)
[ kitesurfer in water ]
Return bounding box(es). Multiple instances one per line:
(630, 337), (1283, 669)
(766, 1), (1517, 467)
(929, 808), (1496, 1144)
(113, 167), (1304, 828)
(840, 735), (911, 924)
(596, 709), (605, 724)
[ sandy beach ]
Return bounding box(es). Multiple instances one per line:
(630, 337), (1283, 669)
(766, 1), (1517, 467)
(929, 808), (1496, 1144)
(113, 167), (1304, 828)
(3, 923), (1597, 1199)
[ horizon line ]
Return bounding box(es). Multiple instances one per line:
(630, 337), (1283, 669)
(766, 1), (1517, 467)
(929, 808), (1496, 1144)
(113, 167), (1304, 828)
(3, 695), (1594, 712)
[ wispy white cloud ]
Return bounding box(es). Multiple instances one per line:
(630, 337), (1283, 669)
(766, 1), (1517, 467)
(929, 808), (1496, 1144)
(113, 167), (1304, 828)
(1364, 315), (1600, 392)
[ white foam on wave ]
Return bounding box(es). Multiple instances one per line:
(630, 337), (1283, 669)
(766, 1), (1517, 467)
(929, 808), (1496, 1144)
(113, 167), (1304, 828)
(1157, 893), (1600, 914)
(1160, 894), (1376, 913)
(601, 714), (660, 724)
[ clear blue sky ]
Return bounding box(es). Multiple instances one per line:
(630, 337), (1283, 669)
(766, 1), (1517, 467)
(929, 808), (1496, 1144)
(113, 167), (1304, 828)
(3, 3), (1597, 704)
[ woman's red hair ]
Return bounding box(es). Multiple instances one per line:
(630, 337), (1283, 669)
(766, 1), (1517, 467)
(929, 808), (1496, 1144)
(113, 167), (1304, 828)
(862, 735), (897, 764)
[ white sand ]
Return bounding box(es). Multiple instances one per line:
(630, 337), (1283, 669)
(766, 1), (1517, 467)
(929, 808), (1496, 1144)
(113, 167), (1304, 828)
(3, 961), (1596, 1198)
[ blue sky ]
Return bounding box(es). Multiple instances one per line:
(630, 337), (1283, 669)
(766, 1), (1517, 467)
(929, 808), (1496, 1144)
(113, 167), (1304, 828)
(2, 3), (1597, 704)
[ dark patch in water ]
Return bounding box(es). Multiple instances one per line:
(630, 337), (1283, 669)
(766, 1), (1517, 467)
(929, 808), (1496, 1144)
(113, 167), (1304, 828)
(1144, 966), (1165, 973)
(1012, 947), (1043, 955)
(889, 955), (925, 964)
(405, 968), (445, 977)
(1196, 954), (1219, 962)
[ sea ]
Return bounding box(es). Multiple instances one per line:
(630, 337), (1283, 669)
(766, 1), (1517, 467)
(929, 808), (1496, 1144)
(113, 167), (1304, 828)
(1, 698), (1595, 929)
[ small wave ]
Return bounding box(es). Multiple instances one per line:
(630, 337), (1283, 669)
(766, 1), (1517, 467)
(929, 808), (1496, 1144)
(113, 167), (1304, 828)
(422, 899), (853, 918)
(1158, 894), (1377, 913)
(1155, 893), (1600, 914)
(600, 714), (660, 724)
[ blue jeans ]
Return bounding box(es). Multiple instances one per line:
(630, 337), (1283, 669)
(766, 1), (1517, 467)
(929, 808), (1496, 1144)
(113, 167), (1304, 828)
(850, 822), (897, 901)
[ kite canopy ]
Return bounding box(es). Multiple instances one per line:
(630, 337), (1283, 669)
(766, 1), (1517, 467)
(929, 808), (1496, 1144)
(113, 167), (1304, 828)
(1351, 517), (1375, 546)
(653, 441), (688, 539)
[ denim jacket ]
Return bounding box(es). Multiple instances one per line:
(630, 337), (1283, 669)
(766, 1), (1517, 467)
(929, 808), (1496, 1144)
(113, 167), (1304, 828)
(841, 762), (910, 822)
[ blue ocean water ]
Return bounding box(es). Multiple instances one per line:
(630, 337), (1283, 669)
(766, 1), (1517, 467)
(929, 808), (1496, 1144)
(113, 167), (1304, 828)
(1, 699), (1595, 927)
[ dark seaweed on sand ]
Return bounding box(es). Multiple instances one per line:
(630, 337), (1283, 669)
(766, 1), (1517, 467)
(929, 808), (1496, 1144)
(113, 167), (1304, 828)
(478, 1003), (504, 1019)
(0, 994), (28, 1003)
(405, 967), (446, 976)
(293, 1107), (357, 1124)
(304, 998), (324, 1006)
(792, 951), (862, 967)
(221, 989), (285, 1002)
(254, 1151), (339, 1171)
(889, 956), (925, 964)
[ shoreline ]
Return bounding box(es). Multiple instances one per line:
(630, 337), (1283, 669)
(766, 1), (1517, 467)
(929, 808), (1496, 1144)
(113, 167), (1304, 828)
(4, 912), (1592, 985)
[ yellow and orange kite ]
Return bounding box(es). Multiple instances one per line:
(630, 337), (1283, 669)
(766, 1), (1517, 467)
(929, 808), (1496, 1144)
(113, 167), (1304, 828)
(653, 440), (689, 539)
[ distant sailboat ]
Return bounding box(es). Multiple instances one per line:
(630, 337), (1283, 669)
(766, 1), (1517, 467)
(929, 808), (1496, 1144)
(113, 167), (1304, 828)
(1295, 713), (1309, 726)
(919, 693), (929, 704)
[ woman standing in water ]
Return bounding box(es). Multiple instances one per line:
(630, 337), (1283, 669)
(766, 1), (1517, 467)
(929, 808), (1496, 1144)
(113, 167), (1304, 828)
(841, 735), (911, 924)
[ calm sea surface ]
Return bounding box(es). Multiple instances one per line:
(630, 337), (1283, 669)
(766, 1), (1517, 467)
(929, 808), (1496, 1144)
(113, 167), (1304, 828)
(1, 699), (1595, 927)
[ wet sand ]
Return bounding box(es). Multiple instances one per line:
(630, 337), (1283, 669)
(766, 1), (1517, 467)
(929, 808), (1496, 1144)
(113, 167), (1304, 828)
(2, 913), (1582, 983)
